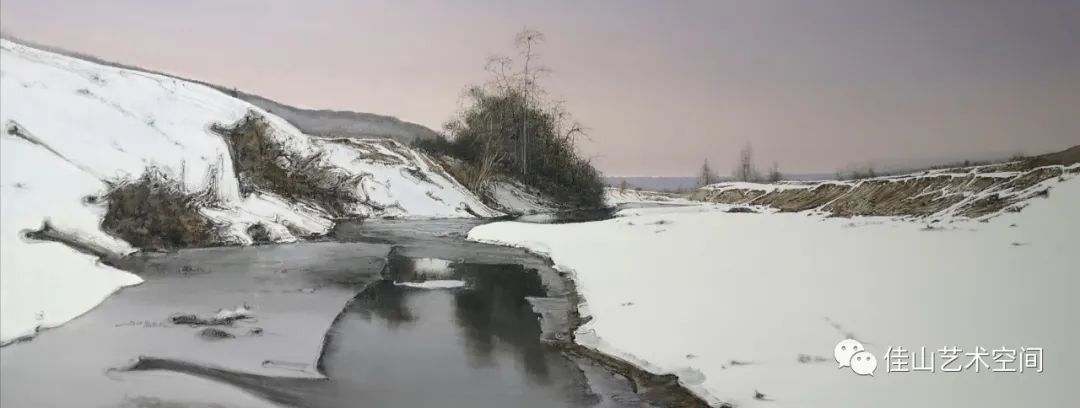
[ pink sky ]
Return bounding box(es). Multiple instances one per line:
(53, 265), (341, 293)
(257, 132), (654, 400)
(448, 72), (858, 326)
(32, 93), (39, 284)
(2, 0), (1077, 176)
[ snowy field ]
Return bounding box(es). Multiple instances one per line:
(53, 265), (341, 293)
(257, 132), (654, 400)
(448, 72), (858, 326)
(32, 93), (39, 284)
(469, 173), (1079, 407)
(0, 39), (496, 343)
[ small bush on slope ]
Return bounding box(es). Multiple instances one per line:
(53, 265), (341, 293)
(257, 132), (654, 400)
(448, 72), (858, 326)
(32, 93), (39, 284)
(101, 167), (218, 249)
(213, 112), (362, 216)
(418, 89), (605, 209)
(415, 30), (605, 210)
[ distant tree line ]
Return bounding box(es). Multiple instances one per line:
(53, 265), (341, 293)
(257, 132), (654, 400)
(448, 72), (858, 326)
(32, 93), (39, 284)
(696, 142), (782, 187)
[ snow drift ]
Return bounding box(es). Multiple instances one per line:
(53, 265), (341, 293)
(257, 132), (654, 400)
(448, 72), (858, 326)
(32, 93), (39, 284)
(0, 39), (497, 343)
(484, 176), (556, 215)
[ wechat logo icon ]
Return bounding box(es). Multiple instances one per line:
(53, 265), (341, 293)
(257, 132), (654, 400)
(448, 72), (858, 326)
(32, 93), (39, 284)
(835, 338), (877, 376)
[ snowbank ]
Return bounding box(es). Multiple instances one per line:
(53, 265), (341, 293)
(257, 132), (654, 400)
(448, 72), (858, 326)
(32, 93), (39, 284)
(469, 175), (1079, 407)
(0, 136), (142, 345)
(604, 187), (692, 206)
(0, 39), (496, 343)
(485, 176), (555, 215)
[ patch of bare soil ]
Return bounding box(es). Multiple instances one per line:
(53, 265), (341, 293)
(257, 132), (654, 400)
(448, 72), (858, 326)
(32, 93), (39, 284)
(753, 183), (849, 212)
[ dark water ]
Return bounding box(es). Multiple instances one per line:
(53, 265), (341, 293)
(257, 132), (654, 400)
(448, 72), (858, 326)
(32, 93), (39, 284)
(125, 220), (651, 408)
(315, 258), (611, 407)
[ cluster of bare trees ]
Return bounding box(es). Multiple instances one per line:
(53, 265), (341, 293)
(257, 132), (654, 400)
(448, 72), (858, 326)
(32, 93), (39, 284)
(732, 144), (759, 182)
(697, 143), (782, 187)
(697, 159), (720, 187)
(451, 29), (544, 190)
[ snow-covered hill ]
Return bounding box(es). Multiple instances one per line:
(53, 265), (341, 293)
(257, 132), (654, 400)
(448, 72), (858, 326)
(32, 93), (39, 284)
(235, 92), (441, 144)
(0, 39), (498, 343)
(2, 35), (441, 145)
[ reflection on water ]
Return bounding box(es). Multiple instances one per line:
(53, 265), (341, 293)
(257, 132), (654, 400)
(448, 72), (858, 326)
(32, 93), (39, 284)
(451, 263), (550, 382)
(117, 219), (656, 407)
(128, 253), (626, 407)
(318, 256), (599, 407)
(346, 280), (416, 326)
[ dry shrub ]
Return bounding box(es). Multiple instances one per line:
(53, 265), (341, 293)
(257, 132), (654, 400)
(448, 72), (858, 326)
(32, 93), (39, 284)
(101, 167), (218, 249)
(213, 112), (362, 216)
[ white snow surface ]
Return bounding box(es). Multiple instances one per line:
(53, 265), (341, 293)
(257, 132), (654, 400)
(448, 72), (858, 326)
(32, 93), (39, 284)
(0, 136), (143, 345)
(0, 39), (497, 343)
(469, 175), (1080, 407)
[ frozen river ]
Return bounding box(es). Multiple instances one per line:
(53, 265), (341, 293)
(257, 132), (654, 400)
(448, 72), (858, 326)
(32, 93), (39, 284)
(0, 217), (695, 407)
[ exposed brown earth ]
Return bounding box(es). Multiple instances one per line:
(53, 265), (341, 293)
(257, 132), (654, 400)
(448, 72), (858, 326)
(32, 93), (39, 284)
(100, 167), (221, 249)
(692, 145), (1079, 219)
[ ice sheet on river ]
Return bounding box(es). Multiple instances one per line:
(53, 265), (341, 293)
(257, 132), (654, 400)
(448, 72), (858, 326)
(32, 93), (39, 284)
(0, 242), (390, 407)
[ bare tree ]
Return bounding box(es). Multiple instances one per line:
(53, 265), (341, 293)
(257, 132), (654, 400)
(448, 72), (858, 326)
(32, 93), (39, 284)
(515, 28), (545, 176)
(437, 28), (606, 207)
(767, 161), (782, 182)
(849, 166), (877, 180)
(698, 159), (719, 186)
(549, 101), (586, 145)
(733, 143), (759, 182)
(474, 99), (508, 192)
(484, 55), (516, 91)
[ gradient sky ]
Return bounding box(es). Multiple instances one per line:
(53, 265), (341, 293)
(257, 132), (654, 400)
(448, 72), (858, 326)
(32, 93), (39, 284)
(2, 0), (1077, 176)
